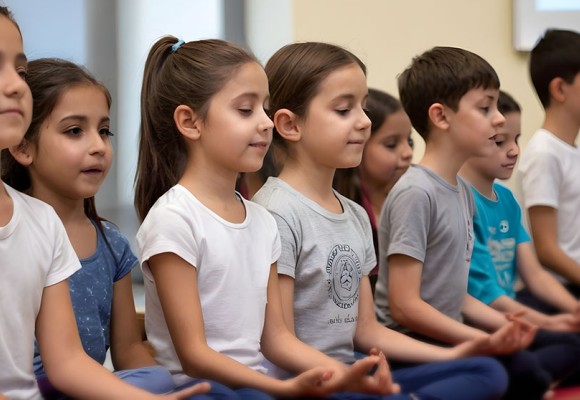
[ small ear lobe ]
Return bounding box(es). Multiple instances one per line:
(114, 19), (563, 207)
(428, 103), (449, 130)
(548, 77), (566, 104)
(273, 109), (301, 142)
(8, 139), (33, 166)
(174, 104), (201, 141)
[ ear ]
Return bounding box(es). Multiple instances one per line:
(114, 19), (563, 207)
(273, 109), (301, 142)
(427, 103), (450, 130)
(548, 77), (566, 104)
(174, 104), (201, 141)
(8, 139), (33, 166)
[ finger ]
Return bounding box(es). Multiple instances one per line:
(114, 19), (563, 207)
(350, 355), (380, 378)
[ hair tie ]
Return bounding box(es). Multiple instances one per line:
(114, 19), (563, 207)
(171, 39), (185, 53)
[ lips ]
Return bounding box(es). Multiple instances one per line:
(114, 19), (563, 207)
(249, 141), (268, 149)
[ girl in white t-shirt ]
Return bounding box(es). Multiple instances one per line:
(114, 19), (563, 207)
(134, 36), (400, 400)
(0, 6), (207, 400)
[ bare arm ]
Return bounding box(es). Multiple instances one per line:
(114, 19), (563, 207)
(528, 206), (580, 285)
(36, 280), (208, 399)
(517, 242), (579, 313)
(387, 254), (487, 344)
(275, 273), (397, 395)
(109, 273), (158, 370)
(148, 253), (299, 396)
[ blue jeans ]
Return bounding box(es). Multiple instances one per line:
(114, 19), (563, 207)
(322, 356), (507, 400)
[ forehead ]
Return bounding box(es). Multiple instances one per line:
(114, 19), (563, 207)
(460, 86), (499, 103)
(315, 63), (367, 100)
(216, 61), (269, 99)
(0, 16), (23, 55)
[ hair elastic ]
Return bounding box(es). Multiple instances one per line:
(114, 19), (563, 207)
(171, 39), (185, 53)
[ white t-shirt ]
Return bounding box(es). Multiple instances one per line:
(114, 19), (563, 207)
(137, 185), (280, 383)
(0, 182), (80, 400)
(518, 129), (580, 275)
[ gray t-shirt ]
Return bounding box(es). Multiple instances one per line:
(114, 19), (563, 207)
(374, 165), (475, 333)
(253, 177), (375, 363)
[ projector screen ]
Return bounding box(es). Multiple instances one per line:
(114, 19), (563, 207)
(513, 0), (580, 51)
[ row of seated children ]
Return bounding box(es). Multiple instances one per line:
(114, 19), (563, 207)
(2, 1), (580, 397)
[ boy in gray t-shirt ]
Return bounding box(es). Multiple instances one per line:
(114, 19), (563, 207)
(375, 164), (474, 332)
(374, 46), (549, 400)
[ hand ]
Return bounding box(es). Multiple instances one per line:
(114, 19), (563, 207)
(282, 366), (335, 398)
(544, 313), (580, 332)
(326, 350), (400, 396)
(156, 381), (211, 399)
(456, 319), (537, 356)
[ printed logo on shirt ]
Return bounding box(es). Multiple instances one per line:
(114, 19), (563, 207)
(499, 220), (509, 233)
(326, 244), (362, 309)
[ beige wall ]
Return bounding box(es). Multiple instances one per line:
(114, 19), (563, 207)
(291, 0), (544, 193)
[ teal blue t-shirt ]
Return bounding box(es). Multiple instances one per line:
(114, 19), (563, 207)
(468, 183), (530, 304)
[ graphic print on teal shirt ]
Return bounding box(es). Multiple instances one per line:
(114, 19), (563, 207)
(468, 183), (530, 304)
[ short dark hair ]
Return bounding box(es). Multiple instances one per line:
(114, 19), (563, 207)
(497, 90), (521, 115)
(529, 29), (580, 108)
(398, 46), (500, 140)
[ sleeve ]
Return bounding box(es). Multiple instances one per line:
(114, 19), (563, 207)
(385, 185), (430, 262)
(101, 222), (138, 282)
(520, 147), (562, 209)
(270, 211), (300, 278)
(46, 212), (81, 287)
(136, 205), (199, 278)
(467, 206), (508, 304)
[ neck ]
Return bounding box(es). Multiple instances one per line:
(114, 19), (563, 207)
(29, 186), (87, 226)
(420, 142), (468, 185)
(179, 155), (244, 222)
(543, 108), (580, 146)
(459, 163), (494, 200)
(361, 173), (392, 220)
(278, 157), (340, 213)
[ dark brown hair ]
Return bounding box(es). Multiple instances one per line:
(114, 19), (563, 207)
(134, 37), (257, 221)
(334, 88), (405, 201)
(497, 90), (521, 115)
(398, 46), (500, 140)
(1, 58), (111, 225)
(265, 42), (366, 152)
(530, 29), (580, 108)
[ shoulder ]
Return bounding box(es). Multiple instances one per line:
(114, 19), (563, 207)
(253, 177), (303, 218)
(97, 220), (133, 247)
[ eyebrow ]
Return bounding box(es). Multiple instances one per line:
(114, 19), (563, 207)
(0, 52), (28, 64)
(59, 115), (110, 124)
(231, 92), (270, 103)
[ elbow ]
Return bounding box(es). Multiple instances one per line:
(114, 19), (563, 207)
(389, 295), (414, 327)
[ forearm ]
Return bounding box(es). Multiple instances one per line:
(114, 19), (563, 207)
(111, 341), (158, 370)
(489, 295), (550, 327)
(180, 342), (290, 396)
(392, 297), (486, 344)
(262, 328), (345, 374)
(354, 319), (458, 363)
(462, 294), (508, 332)
(537, 245), (580, 285)
(525, 272), (578, 313)
(46, 350), (161, 400)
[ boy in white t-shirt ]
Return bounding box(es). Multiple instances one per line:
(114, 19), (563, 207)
(518, 29), (580, 303)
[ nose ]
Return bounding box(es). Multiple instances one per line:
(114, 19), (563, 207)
(507, 141), (520, 158)
(357, 107), (372, 131)
(3, 67), (28, 99)
(401, 140), (413, 162)
(259, 109), (274, 133)
(494, 110), (506, 127)
(88, 130), (108, 155)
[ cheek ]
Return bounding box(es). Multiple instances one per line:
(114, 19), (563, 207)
(361, 147), (398, 179)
